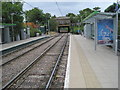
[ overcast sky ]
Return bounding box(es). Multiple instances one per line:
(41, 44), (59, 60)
(23, 0), (117, 16)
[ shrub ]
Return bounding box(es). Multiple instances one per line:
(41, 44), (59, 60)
(30, 28), (41, 37)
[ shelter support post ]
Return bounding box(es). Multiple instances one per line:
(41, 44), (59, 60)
(94, 18), (97, 51)
(115, 12), (118, 55)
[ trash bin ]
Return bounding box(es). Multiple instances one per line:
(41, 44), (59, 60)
(36, 33), (39, 37)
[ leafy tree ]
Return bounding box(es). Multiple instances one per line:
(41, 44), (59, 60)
(104, 3), (120, 12)
(2, 2), (24, 37)
(49, 17), (58, 32)
(43, 13), (51, 25)
(79, 8), (93, 20)
(51, 15), (56, 18)
(66, 13), (76, 17)
(66, 13), (77, 23)
(25, 8), (51, 25)
(93, 7), (101, 12)
(45, 13), (51, 20)
(25, 8), (44, 24)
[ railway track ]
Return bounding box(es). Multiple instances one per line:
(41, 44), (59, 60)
(2, 34), (62, 87)
(2, 34), (68, 89)
(1, 34), (59, 66)
(1, 36), (51, 57)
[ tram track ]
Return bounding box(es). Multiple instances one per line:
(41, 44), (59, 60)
(1, 36), (51, 57)
(2, 34), (63, 88)
(2, 34), (68, 89)
(1, 34), (59, 66)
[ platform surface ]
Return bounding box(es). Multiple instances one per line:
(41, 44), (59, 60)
(65, 35), (118, 88)
(1, 35), (49, 51)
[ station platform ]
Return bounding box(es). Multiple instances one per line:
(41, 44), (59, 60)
(64, 35), (118, 88)
(0, 35), (50, 53)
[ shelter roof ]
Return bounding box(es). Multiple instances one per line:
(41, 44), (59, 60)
(83, 11), (116, 24)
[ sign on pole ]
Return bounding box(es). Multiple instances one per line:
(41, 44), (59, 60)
(97, 19), (114, 45)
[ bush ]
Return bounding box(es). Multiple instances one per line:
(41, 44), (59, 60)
(30, 28), (41, 37)
(71, 26), (80, 34)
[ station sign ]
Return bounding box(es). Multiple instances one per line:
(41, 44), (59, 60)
(97, 19), (114, 45)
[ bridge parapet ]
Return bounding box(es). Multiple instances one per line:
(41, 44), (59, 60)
(55, 17), (71, 26)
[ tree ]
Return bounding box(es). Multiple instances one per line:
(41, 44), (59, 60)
(52, 15), (56, 18)
(104, 3), (120, 12)
(77, 8), (94, 22)
(43, 13), (51, 25)
(2, 2), (24, 37)
(66, 13), (76, 17)
(25, 8), (44, 24)
(25, 8), (51, 25)
(93, 7), (101, 12)
(49, 17), (58, 32)
(45, 13), (51, 20)
(66, 13), (77, 23)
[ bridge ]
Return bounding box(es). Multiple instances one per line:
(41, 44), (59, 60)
(55, 16), (71, 33)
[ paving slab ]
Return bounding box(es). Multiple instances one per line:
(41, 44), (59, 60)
(64, 35), (118, 88)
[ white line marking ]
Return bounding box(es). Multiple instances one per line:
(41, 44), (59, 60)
(64, 34), (71, 88)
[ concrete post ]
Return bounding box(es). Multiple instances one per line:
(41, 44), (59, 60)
(15, 34), (20, 41)
(27, 27), (30, 38)
(21, 29), (25, 40)
(24, 31), (26, 39)
(4, 27), (11, 43)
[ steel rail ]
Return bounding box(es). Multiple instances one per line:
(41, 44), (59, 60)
(45, 34), (68, 89)
(1, 38), (46, 57)
(2, 34), (64, 90)
(1, 34), (58, 57)
(1, 35), (59, 66)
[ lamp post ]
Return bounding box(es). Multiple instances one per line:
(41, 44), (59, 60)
(48, 20), (50, 36)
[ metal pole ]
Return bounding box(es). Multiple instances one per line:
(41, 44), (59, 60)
(11, 14), (14, 41)
(115, 10), (118, 55)
(94, 18), (97, 51)
(48, 20), (50, 36)
(115, 0), (119, 55)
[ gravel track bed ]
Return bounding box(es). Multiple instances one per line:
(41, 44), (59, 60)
(2, 35), (62, 86)
(2, 37), (51, 64)
(50, 36), (69, 88)
(9, 34), (68, 88)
